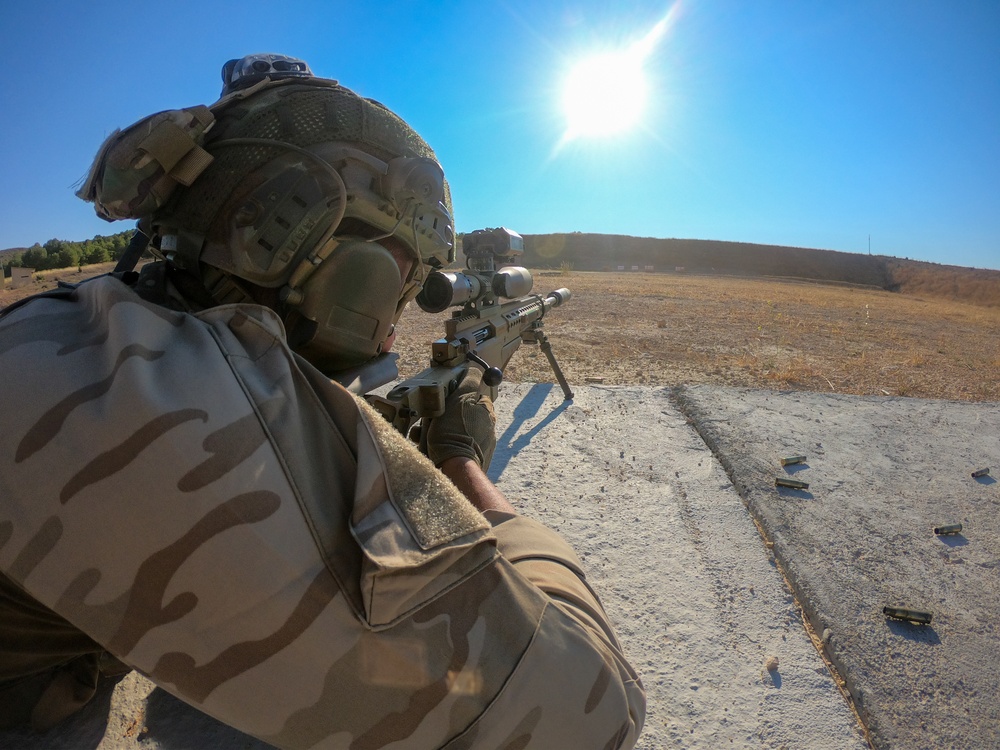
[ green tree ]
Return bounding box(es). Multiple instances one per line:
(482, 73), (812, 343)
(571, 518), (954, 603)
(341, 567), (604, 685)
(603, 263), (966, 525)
(22, 245), (49, 270)
(110, 231), (132, 261)
(55, 244), (83, 269)
(84, 244), (112, 264)
(10, 229), (138, 271)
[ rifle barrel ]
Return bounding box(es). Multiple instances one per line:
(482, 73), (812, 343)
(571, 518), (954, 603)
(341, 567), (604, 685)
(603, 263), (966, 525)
(503, 288), (571, 329)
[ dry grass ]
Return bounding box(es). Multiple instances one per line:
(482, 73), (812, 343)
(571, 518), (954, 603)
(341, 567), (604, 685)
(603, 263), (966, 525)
(4, 266), (998, 402)
(887, 259), (1000, 308)
(394, 271), (1000, 402)
(0, 264), (116, 302)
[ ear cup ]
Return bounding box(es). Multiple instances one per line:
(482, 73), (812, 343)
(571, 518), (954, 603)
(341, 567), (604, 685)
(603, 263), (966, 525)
(285, 240), (401, 373)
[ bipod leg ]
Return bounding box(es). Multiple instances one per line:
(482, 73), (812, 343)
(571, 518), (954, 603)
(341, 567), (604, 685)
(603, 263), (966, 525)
(535, 328), (574, 401)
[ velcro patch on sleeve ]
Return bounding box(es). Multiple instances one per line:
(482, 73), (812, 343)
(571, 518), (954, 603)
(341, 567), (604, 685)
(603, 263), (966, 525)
(354, 395), (488, 550)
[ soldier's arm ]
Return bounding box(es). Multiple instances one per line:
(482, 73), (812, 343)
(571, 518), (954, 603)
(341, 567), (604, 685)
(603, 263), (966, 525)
(439, 455), (646, 747)
(438, 456), (515, 514)
(442, 455), (637, 653)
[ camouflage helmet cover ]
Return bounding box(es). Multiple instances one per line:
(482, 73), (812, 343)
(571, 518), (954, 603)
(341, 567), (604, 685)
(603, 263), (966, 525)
(78, 59), (456, 372)
(76, 56), (455, 281)
(159, 75), (455, 278)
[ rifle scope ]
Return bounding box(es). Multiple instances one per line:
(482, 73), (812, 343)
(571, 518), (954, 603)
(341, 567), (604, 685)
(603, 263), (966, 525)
(416, 226), (533, 313)
(416, 266), (533, 313)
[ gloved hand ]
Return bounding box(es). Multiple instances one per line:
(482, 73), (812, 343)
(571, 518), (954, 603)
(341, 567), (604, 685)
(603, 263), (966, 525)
(426, 367), (497, 471)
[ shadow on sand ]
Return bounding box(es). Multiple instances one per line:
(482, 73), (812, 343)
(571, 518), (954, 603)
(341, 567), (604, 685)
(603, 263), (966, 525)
(489, 383), (572, 478)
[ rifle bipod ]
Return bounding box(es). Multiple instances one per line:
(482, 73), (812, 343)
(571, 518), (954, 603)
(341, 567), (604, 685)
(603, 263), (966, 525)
(523, 325), (574, 401)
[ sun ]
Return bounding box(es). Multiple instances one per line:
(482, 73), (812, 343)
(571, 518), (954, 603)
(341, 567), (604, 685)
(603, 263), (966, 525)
(557, 8), (678, 146)
(562, 51), (648, 138)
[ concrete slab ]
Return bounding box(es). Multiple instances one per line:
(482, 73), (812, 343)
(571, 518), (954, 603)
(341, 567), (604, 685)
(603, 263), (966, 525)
(675, 385), (1000, 750)
(489, 384), (865, 750)
(1, 385), (866, 749)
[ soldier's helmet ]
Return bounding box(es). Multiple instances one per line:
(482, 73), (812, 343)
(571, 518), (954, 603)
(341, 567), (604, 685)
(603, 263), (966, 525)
(78, 53), (455, 374)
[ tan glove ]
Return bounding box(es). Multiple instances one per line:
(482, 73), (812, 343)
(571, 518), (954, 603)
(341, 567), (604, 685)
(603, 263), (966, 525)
(426, 367), (497, 471)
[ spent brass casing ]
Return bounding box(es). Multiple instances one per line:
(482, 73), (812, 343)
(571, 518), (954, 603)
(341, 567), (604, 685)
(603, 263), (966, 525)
(775, 477), (809, 490)
(883, 606), (932, 625)
(780, 455), (807, 466)
(972, 468), (990, 478)
(934, 523), (963, 536)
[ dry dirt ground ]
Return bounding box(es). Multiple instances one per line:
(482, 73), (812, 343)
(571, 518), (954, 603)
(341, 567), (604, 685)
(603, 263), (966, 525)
(394, 270), (1000, 402)
(4, 265), (998, 401)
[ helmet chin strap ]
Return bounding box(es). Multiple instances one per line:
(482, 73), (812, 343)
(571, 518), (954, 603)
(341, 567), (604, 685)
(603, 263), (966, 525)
(200, 266), (257, 306)
(113, 224), (152, 274)
(281, 233), (343, 307)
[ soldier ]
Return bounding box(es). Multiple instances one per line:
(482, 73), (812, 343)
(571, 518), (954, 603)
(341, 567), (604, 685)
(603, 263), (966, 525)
(0, 54), (645, 748)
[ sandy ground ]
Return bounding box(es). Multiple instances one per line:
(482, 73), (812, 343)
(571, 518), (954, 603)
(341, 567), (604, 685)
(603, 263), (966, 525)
(675, 386), (1000, 749)
(392, 270), (1000, 402)
(488, 385), (868, 750)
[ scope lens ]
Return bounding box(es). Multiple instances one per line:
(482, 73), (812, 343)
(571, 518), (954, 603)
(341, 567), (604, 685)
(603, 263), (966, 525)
(417, 271), (482, 313)
(416, 273), (456, 313)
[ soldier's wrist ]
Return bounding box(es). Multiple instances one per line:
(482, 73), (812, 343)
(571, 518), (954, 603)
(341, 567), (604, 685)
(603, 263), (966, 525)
(439, 457), (516, 515)
(439, 455), (480, 475)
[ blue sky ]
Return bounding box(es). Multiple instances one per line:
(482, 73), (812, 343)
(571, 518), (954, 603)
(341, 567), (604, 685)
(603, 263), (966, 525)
(2, 0), (998, 270)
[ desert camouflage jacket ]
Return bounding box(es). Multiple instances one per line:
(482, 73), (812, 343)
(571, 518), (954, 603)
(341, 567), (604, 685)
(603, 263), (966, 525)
(0, 274), (644, 748)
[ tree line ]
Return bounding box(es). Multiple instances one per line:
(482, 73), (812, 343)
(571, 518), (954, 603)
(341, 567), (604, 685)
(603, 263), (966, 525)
(5, 230), (469, 277)
(1, 230), (134, 276)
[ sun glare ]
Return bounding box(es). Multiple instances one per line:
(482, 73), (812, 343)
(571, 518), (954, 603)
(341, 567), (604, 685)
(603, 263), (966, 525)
(558, 8), (677, 147)
(562, 52), (648, 138)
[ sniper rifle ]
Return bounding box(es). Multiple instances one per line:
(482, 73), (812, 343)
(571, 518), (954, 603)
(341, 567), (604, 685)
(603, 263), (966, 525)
(347, 227), (573, 439)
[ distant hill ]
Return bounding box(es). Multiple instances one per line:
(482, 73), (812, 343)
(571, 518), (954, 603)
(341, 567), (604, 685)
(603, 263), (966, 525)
(0, 247), (28, 261)
(519, 234), (1000, 308)
(5, 232), (997, 308)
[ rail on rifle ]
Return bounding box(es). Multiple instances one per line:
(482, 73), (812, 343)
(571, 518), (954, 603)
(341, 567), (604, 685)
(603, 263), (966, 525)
(365, 227), (573, 437)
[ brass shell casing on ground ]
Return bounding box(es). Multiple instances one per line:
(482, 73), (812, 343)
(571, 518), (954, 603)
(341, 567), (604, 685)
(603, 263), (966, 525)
(775, 477), (809, 490)
(883, 606), (933, 624)
(934, 523), (963, 535)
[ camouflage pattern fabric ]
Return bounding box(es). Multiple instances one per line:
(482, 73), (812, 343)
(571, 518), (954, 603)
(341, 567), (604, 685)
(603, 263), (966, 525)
(76, 106), (216, 221)
(0, 276), (644, 748)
